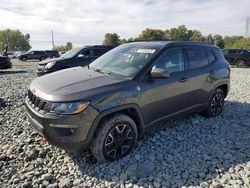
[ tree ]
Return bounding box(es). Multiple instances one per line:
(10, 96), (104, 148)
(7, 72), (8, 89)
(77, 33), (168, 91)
(168, 25), (193, 41)
(213, 34), (225, 49)
(227, 38), (250, 50)
(190, 30), (205, 41)
(0, 29), (31, 51)
(138, 28), (166, 41)
(224, 36), (244, 49)
(66, 42), (72, 50)
(53, 42), (73, 51)
(206, 34), (214, 44)
(103, 33), (120, 46)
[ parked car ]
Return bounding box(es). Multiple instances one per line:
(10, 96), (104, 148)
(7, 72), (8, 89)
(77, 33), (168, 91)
(18, 51), (48, 61)
(36, 45), (114, 76)
(25, 41), (230, 161)
(7, 52), (16, 59)
(45, 50), (60, 58)
(0, 56), (12, 69)
(222, 48), (250, 67)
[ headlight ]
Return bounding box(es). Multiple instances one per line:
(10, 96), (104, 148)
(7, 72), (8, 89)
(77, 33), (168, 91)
(45, 62), (56, 69)
(50, 101), (90, 114)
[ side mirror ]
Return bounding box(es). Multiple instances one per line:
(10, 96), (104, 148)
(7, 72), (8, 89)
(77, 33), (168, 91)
(150, 68), (169, 78)
(78, 54), (85, 58)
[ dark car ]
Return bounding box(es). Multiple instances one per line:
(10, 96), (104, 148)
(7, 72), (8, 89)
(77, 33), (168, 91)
(25, 41), (230, 161)
(45, 50), (60, 58)
(222, 48), (250, 67)
(37, 45), (114, 76)
(18, 51), (48, 61)
(0, 56), (12, 69)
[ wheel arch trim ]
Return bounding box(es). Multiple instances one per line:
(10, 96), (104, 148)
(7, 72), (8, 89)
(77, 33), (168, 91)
(86, 104), (144, 141)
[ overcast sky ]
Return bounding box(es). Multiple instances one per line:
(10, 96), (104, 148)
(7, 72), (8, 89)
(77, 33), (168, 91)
(0, 0), (249, 50)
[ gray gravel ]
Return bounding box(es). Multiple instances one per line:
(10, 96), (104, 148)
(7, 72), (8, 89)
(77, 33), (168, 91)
(0, 60), (250, 188)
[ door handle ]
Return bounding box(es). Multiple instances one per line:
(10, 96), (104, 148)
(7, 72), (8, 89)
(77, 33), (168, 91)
(179, 77), (188, 83)
(209, 70), (215, 74)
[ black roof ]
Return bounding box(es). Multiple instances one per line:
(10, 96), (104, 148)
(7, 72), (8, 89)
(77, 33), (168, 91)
(84, 45), (114, 49)
(125, 41), (215, 49)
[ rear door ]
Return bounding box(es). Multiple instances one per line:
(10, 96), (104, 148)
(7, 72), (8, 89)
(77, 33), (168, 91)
(224, 49), (237, 63)
(184, 47), (216, 107)
(28, 51), (36, 59)
(93, 48), (108, 59)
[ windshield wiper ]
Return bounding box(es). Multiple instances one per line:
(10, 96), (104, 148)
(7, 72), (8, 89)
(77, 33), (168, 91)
(93, 68), (111, 75)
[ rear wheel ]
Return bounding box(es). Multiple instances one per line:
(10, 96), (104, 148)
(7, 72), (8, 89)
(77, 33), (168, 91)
(21, 57), (27, 61)
(90, 114), (138, 162)
(204, 88), (225, 117)
(40, 57), (46, 61)
(236, 59), (245, 68)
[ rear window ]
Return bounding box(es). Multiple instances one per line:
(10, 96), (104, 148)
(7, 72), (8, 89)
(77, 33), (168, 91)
(187, 48), (209, 69)
(228, 50), (237, 54)
(207, 49), (216, 64)
(213, 48), (225, 61)
(93, 49), (107, 56)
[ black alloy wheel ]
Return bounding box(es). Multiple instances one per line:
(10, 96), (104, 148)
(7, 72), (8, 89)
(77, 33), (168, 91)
(104, 123), (135, 160)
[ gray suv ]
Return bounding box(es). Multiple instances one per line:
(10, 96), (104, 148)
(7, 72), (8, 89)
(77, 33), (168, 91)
(25, 41), (230, 161)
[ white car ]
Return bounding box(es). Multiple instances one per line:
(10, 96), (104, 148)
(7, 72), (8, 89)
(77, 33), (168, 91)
(7, 52), (16, 59)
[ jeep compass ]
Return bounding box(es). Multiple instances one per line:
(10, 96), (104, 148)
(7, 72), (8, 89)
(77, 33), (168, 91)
(25, 41), (230, 161)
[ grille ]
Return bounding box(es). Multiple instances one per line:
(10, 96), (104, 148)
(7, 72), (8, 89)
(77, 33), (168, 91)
(27, 90), (50, 113)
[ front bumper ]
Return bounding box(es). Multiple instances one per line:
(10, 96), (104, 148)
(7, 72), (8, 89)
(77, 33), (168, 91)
(0, 62), (12, 69)
(37, 65), (51, 76)
(25, 97), (99, 151)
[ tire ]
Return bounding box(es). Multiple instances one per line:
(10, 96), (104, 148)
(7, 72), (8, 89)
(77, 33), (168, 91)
(203, 88), (225, 117)
(90, 113), (138, 162)
(236, 59), (246, 68)
(21, 57), (27, 61)
(40, 57), (46, 61)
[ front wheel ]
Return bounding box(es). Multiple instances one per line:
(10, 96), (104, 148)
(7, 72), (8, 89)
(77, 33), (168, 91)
(203, 88), (225, 117)
(90, 114), (138, 162)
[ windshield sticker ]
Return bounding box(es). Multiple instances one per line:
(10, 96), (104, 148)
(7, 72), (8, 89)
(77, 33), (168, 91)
(136, 49), (156, 54)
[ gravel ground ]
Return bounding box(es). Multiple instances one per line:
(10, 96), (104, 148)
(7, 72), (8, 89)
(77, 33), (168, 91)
(0, 60), (250, 188)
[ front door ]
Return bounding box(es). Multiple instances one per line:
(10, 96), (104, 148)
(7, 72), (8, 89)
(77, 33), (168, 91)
(76, 49), (96, 66)
(142, 48), (190, 125)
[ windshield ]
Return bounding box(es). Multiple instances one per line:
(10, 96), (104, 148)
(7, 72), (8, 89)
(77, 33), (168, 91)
(89, 44), (158, 77)
(61, 48), (81, 58)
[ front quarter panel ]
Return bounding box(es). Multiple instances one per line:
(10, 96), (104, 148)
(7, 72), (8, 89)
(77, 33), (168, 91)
(91, 81), (145, 113)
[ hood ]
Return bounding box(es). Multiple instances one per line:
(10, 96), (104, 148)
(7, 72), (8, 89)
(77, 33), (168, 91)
(30, 67), (128, 102)
(38, 57), (63, 65)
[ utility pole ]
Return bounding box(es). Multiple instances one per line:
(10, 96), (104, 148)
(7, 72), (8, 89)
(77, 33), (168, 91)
(51, 30), (55, 50)
(245, 17), (249, 38)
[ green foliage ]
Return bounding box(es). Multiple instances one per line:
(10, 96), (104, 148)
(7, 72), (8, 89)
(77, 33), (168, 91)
(227, 38), (250, 50)
(103, 33), (121, 46)
(53, 42), (73, 51)
(0, 29), (31, 51)
(168, 25), (193, 41)
(213, 34), (225, 49)
(104, 25), (250, 49)
(139, 28), (166, 41)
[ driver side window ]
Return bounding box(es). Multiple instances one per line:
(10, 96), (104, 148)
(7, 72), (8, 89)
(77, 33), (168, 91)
(153, 48), (185, 74)
(80, 49), (94, 57)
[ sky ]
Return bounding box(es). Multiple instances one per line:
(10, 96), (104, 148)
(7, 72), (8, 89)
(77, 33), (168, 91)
(0, 0), (249, 50)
